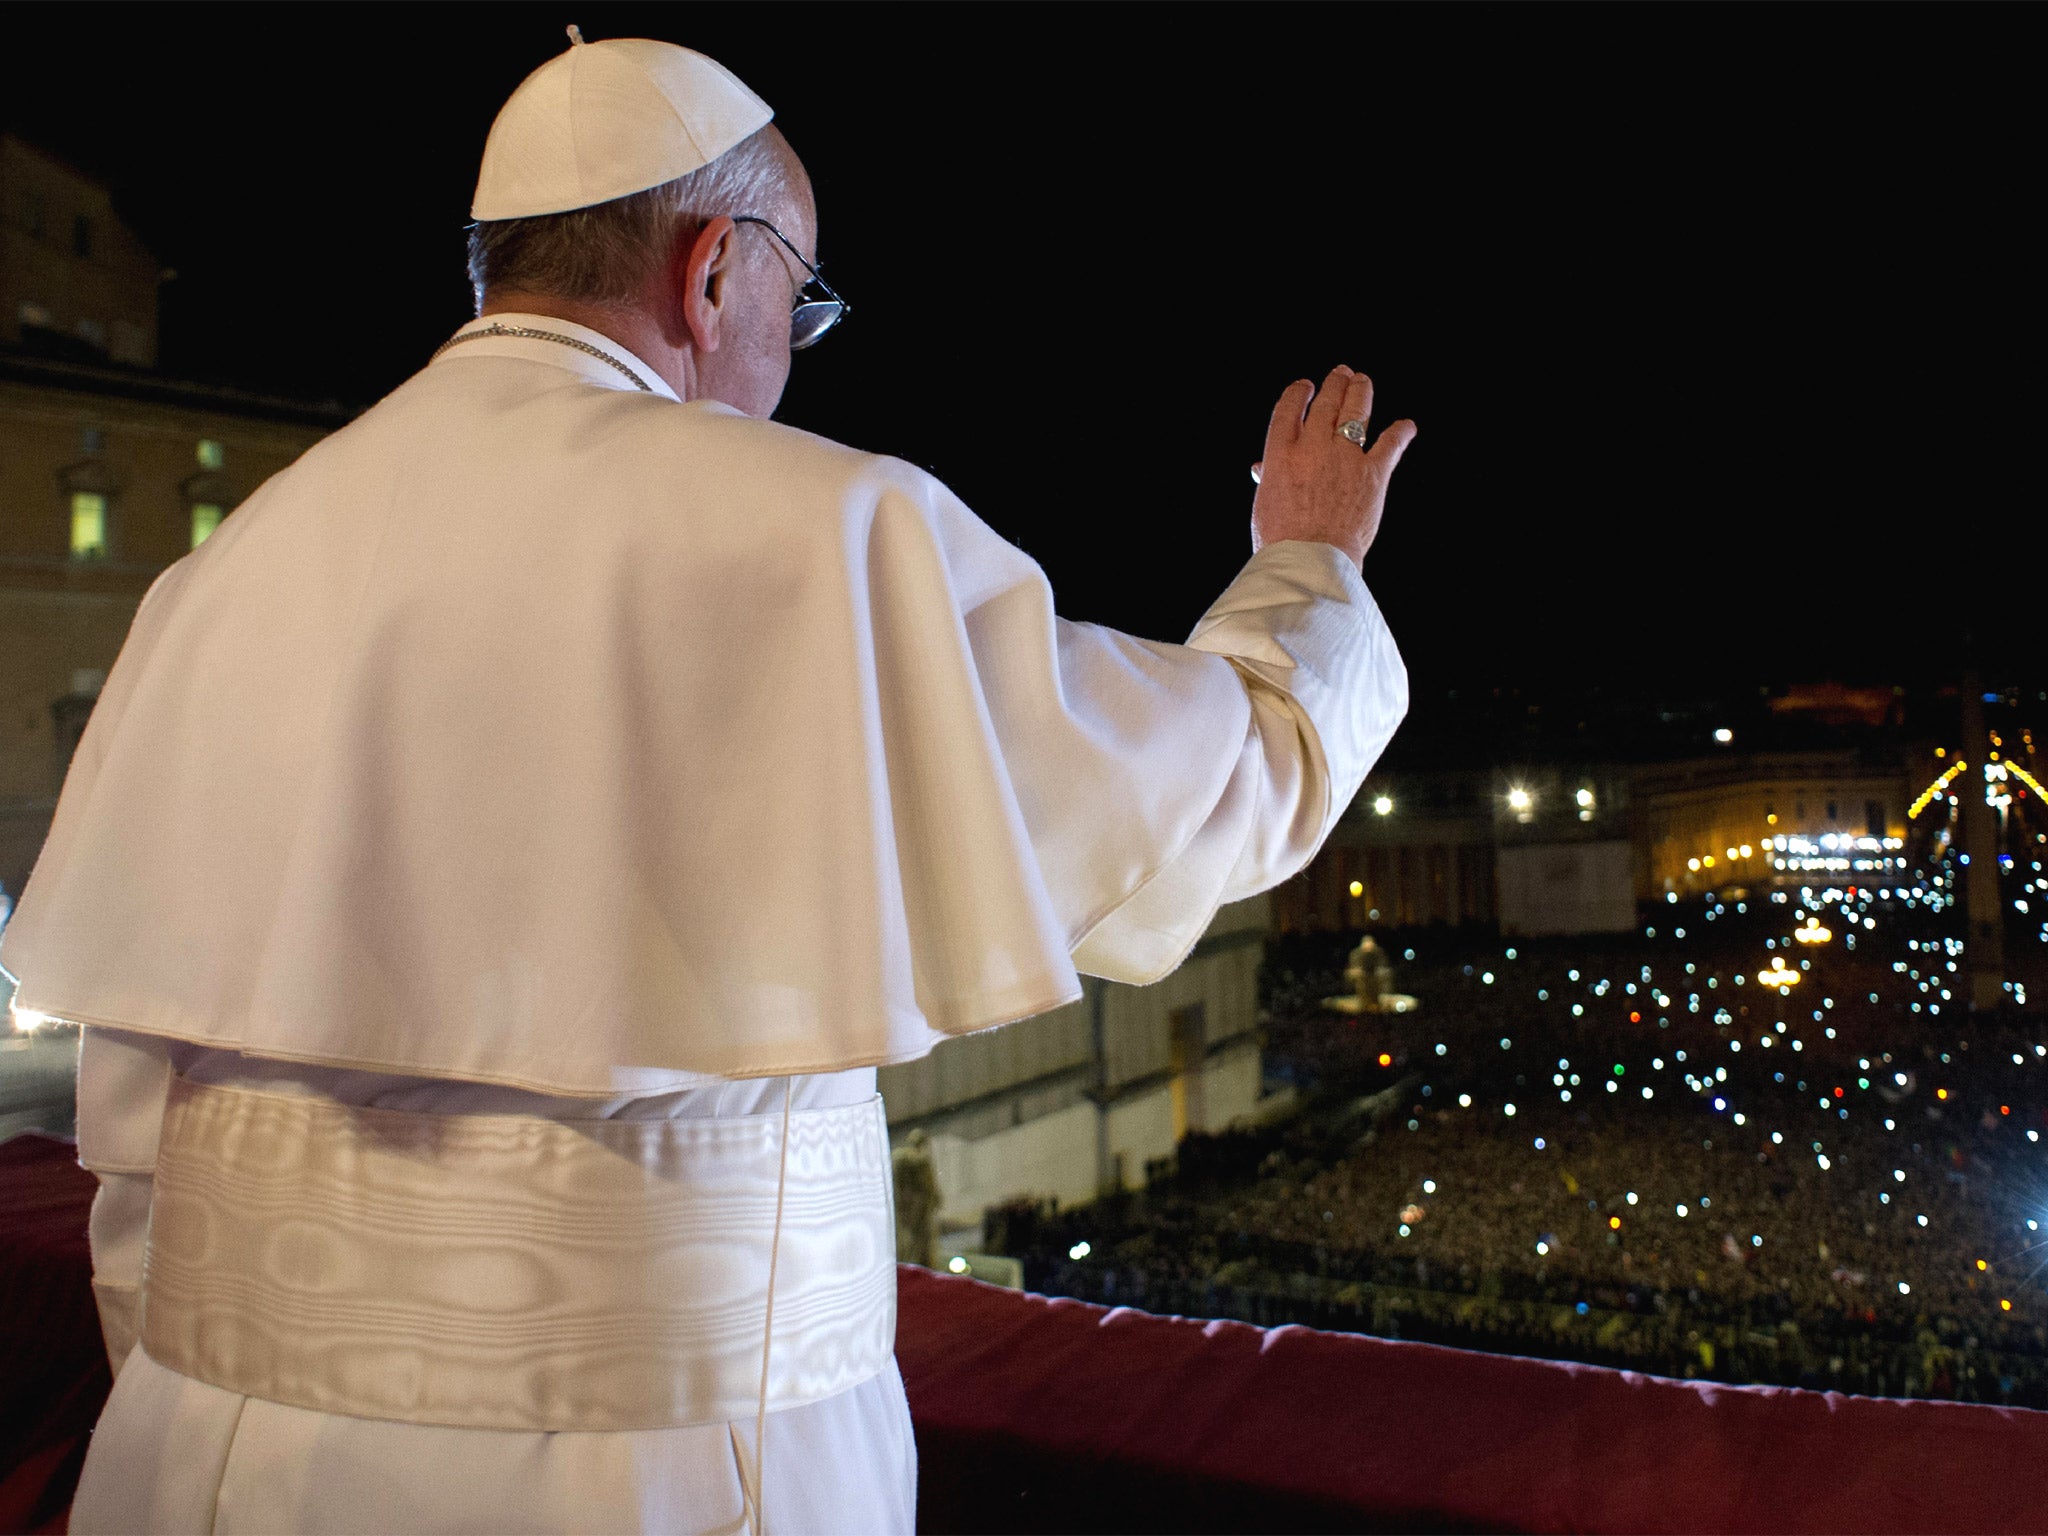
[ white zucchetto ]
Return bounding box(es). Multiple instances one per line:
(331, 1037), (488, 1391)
(471, 33), (774, 220)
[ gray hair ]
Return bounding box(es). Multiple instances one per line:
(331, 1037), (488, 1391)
(465, 127), (796, 310)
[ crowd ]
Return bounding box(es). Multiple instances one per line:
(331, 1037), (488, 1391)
(989, 883), (2048, 1406)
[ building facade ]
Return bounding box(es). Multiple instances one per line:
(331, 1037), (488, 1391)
(1633, 751), (1909, 897)
(0, 137), (347, 897)
(0, 134), (160, 367)
(1269, 750), (1912, 938)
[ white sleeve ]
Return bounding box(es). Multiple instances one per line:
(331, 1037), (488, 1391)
(75, 1023), (173, 1379)
(1069, 539), (1406, 979)
(902, 459), (1406, 999)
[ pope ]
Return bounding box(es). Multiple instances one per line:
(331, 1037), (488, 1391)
(4, 31), (1417, 1536)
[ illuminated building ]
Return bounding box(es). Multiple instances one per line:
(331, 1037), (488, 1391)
(1273, 749), (1918, 936)
(0, 136), (347, 894)
(1635, 751), (1906, 897)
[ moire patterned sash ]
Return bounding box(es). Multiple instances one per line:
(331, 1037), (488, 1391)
(140, 1074), (896, 1431)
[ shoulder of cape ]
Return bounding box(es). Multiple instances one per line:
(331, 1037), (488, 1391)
(347, 364), (953, 511)
(599, 403), (1016, 569)
(184, 369), (1033, 608)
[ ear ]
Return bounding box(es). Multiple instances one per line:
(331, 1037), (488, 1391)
(677, 215), (739, 354)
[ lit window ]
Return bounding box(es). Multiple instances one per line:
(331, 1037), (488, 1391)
(70, 492), (107, 559)
(191, 503), (224, 548)
(197, 439), (224, 469)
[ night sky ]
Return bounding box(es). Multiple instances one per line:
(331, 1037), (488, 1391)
(6, 5), (2039, 704)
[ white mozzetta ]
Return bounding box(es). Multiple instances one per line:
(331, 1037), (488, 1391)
(0, 316), (1406, 1094)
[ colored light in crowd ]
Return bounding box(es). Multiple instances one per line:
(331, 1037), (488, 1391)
(1349, 880), (1364, 896)
(1378, 1052), (1392, 1067)
(1373, 796), (1394, 816)
(2004, 1300), (2014, 1311)
(1609, 1216), (1621, 1229)
(1938, 1088), (1949, 1100)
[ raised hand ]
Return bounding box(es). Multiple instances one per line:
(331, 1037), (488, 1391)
(1249, 366), (1416, 568)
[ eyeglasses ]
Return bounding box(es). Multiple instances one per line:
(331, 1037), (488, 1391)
(732, 215), (849, 351)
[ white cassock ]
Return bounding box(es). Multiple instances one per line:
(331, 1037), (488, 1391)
(0, 314), (1406, 1534)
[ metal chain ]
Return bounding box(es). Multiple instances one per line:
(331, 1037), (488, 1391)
(432, 323), (655, 393)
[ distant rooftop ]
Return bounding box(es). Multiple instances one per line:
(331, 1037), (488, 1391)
(1379, 681), (1922, 773)
(0, 343), (355, 430)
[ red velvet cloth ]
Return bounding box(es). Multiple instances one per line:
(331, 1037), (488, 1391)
(0, 1133), (105, 1536)
(8, 1122), (2048, 1534)
(895, 1265), (2048, 1534)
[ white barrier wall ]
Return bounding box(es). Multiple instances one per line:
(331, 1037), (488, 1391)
(926, 1098), (1099, 1227)
(920, 1034), (1273, 1229)
(885, 895), (1275, 1234)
